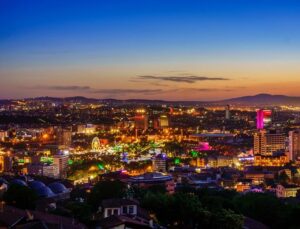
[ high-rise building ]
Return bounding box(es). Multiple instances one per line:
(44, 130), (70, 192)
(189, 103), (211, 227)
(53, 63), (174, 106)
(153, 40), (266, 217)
(55, 128), (72, 147)
(256, 109), (272, 129)
(152, 154), (167, 172)
(135, 110), (148, 130)
(53, 153), (69, 179)
(0, 130), (8, 142)
(0, 155), (13, 173)
(254, 130), (285, 156)
(225, 105), (230, 120)
(289, 130), (300, 161)
(159, 115), (169, 128)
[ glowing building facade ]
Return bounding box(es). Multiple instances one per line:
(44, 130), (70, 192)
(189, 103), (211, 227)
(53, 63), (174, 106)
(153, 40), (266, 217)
(254, 130), (286, 156)
(289, 130), (300, 161)
(256, 109), (272, 129)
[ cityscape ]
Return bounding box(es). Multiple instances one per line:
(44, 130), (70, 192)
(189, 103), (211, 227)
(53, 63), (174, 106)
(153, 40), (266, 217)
(1, 1), (300, 229)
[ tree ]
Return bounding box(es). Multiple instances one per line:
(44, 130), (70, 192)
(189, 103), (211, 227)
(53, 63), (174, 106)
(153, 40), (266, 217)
(211, 209), (244, 229)
(141, 192), (207, 228)
(234, 193), (284, 228)
(87, 180), (126, 210)
(3, 184), (38, 210)
(66, 202), (92, 225)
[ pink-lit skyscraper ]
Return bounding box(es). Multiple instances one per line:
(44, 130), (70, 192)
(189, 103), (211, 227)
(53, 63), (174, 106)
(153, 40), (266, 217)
(256, 109), (272, 129)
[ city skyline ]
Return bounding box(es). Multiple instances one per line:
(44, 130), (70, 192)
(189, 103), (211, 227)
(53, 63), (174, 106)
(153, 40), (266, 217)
(1, 0), (300, 100)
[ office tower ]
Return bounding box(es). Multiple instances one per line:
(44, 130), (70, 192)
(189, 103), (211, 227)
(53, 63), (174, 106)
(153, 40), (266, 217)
(254, 130), (285, 156)
(53, 153), (69, 179)
(159, 114), (169, 128)
(152, 154), (167, 172)
(0, 155), (13, 173)
(0, 155), (4, 173)
(225, 105), (230, 120)
(0, 130), (8, 142)
(289, 130), (300, 161)
(135, 110), (149, 130)
(55, 127), (72, 147)
(256, 109), (272, 129)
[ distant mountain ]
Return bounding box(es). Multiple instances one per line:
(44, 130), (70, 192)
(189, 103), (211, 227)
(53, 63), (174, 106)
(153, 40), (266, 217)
(31, 96), (100, 103)
(2, 94), (300, 106)
(220, 94), (300, 105)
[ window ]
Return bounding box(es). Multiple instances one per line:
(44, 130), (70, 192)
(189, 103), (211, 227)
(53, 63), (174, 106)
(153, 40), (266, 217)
(107, 209), (112, 217)
(122, 206), (127, 214)
(128, 206), (134, 214)
(113, 209), (118, 215)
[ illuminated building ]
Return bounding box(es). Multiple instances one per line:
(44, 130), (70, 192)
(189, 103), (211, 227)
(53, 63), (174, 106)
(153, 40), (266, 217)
(55, 128), (72, 148)
(3, 156), (12, 172)
(207, 156), (237, 168)
(0, 155), (4, 173)
(236, 182), (251, 192)
(254, 153), (288, 166)
(27, 163), (59, 178)
(190, 158), (206, 167)
(128, 172), (175, 194)
(254, 130), (285, 156)
(53, 153), (69, 179)
(289, 130), (300, 161)
(194, 142), (212, 151)
(91, 137), (101, 152)
(276, 184), (300, 198)
(184, 173), (220, 188)
(77, 124), (96, 134)
(152, 154), (167, 172)
(134, 113), (149, 131)
(244, 171), (274, 185)
(225, 105), (230, 120)
(159, 114), (169, 128)
(43, 164), (59, 178)
(256, 109), (272, 129)
(0, 131), (8, 142)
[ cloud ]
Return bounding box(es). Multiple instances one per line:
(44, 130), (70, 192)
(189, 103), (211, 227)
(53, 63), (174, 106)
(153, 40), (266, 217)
(31, 85), (91, 91)
(91, 89), (163, 95)
(137, 75), (229, 83)
(176, 88), (234, 92)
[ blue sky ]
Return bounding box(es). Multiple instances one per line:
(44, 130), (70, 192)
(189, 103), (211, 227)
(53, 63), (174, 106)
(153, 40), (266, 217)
(1, 0), (300, 100)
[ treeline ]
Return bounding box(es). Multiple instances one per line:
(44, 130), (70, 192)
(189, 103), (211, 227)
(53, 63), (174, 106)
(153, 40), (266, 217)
(4, 180), (300, 228)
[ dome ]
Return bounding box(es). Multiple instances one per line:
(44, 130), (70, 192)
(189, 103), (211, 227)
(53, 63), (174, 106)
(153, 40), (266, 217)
(11, 179), (27, 186)
(48, 182), (68, 194)
(29, 181), (46, 190)
(35, 186), (55, 198)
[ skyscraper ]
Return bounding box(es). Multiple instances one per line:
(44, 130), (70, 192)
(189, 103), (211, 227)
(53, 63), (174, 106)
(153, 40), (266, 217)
(55, 127), (72, 148)
(159, 114), (169, 128)
(53, 153), (69, 179)
(225, 105), (230, 120)
(254, 130), (285, 156)
(289, 130), (300, 161)
(256, 109), (272, 129)
(135, 109), (149, 131)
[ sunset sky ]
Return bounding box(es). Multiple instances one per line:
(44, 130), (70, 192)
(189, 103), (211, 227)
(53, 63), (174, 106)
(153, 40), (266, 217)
(1, 0), (300, 100)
